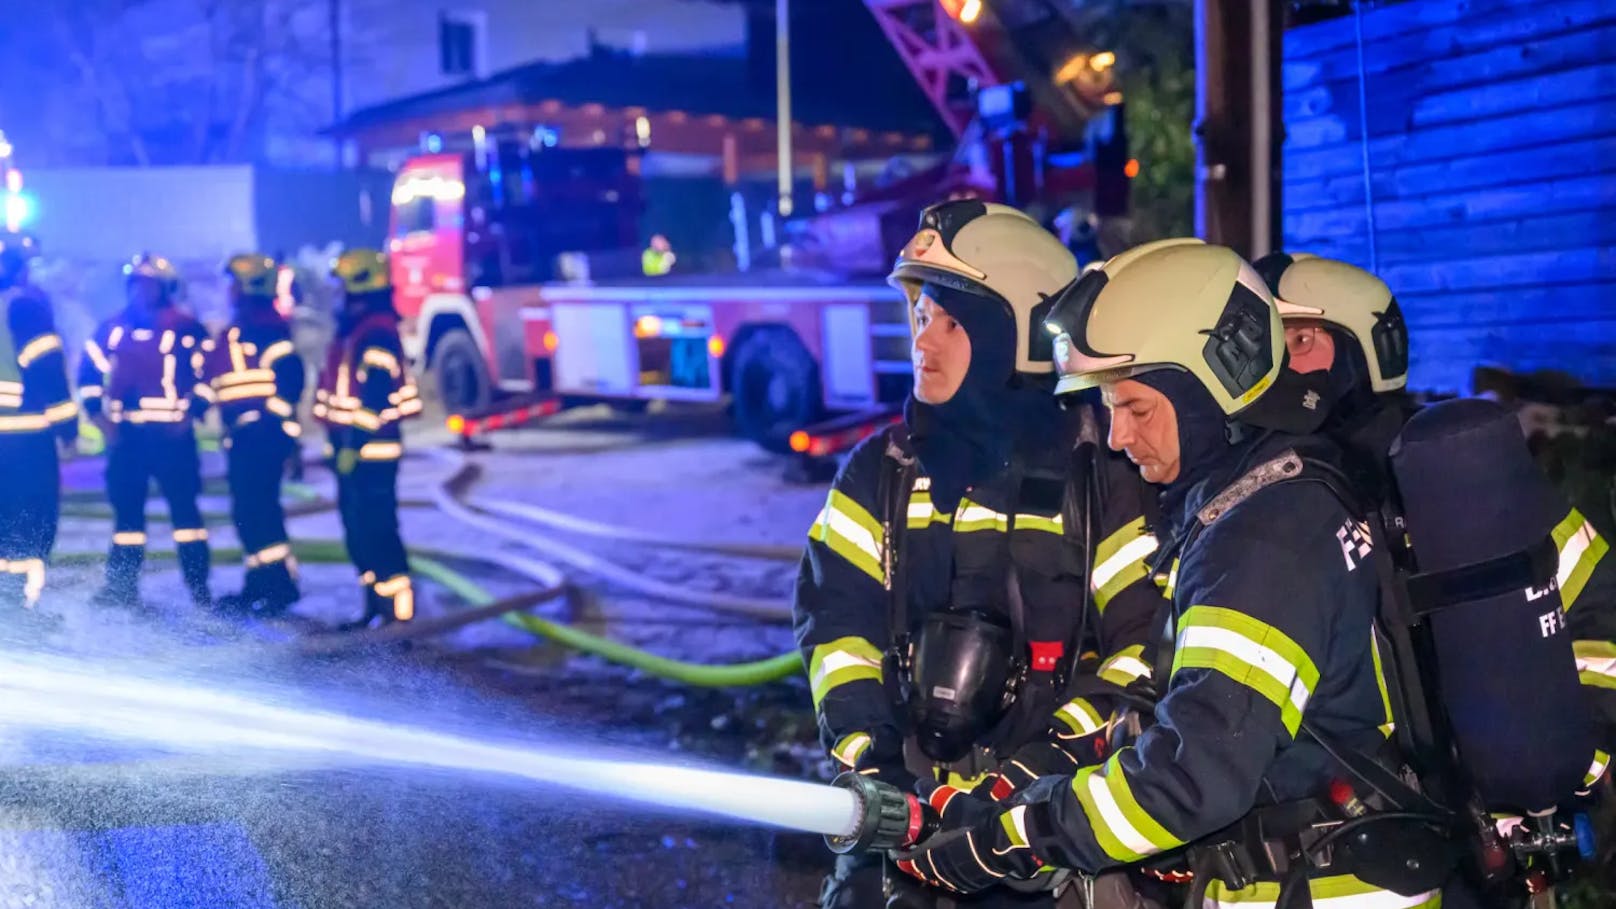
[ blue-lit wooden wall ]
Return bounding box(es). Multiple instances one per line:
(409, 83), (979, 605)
(1282, 0), (1616, 393)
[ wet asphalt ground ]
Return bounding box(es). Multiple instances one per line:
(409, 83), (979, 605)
(0, 405), (837, 908)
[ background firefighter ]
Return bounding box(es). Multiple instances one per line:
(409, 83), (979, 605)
(794, 202), (1167, 908)
(77, 253), (212, 609)
(204, 253), (306, 615)
(0, 232), (77, 612)
(316, 248), (423, 630)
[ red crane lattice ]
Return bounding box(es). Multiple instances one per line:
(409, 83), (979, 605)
(861, 0), (1003, 138)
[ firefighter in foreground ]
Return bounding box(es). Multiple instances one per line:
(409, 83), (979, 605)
(794, 201), (1167, 908)
(315, 249), (422, 629)
(204, 254), (305, 615)
(1258, 252), (1616, 801)
(79, 254), (212, 608)
(0, 233), (77, 610)
(888, 239), (1458, 905)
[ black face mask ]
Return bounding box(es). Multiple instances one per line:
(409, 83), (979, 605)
(903, 282), (1063, 513)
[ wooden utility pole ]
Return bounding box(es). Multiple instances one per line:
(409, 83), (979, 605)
(1195, 0), (1285, 259)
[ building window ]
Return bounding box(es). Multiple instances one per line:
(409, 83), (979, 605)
(440, 11), (485, 78)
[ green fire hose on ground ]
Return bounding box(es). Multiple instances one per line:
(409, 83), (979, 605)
(49, 539), (803, 688)
(51, 436), (803, 686)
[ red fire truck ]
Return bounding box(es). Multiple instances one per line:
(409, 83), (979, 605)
(387, 1), (1123, 453)
(387, 142), (921, 452)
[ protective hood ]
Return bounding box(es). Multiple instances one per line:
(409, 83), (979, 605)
(904, 282), (1064, 514)
(1318, 326), (1379, 431)
(338, 289), (398, 338)
(234, 295), (283, 327)
(1133, 367), (1260, 529)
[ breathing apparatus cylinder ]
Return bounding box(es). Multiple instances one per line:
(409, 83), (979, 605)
(1388, 399), (1596, 813)
(907, 608), (1021, 763)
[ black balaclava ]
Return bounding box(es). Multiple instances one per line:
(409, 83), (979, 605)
(1133, 368), (1250, 526)
(903, 281), (1063, 514)
(1318, 326), (1377, 430)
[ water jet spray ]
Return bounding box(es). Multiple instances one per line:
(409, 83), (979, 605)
(0, 650), (930, 852)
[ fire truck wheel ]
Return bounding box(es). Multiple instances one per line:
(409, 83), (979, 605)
(731, 327), (823, 453)
(431, 328), (493, 413)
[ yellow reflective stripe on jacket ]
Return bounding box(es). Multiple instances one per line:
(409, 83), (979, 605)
(1097, 644), (1151, 688)
(1014, 512), (1063, 535)
(1574, 640), (1616, 690)
(1554, 508), (1608, 613)
(359, 441), (403, 461)
(808, 636), (884, 709)
(1068, 752), (1185, 862)
(954, 498), (1008, 534)
(1204, 873), (1440, 908)
(808, 489), (886, 584)
(1172, 605), (1319, 737)
(906, 489), (953, 529)
(1091, 516), (1159, 612)
(1053, 697), (1105, 737)
(84, 339), (112, 375)
(832, 732), (872, 769)
(361, 347), (401, 377)
(259, 340), (296, 367)
(216, 382), (278, 402)
(1586, 749), (1610, 788)
(16, 333), (62, 368)
(999, 805), (1032, 850)
(44, 400), (78, 425)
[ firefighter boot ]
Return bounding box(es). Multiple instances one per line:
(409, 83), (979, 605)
(177, 538), (212, 610)
(217, 564), (300, 617)
(93, 540), (144, 607)
(337, 587), (390, 632)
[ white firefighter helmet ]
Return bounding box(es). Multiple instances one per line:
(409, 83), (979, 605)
(1255, 252), (1409, 393)
(888, 200), (1077, 375)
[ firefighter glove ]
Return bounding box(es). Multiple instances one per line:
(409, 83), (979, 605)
(893, 804), (1045, 894)
(981, 737), (1103, 801)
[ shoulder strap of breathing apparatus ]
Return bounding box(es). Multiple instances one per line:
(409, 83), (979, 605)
(878, 428), (919, 706)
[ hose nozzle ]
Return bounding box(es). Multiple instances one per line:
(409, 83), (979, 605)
(825, 771), (938, 855)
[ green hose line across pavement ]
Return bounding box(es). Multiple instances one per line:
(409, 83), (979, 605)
(48, 541), (805, 689)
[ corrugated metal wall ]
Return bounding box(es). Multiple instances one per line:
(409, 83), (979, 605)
(1283, 0), (1616, 393)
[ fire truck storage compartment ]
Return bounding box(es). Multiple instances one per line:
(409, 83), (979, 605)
(552, 302), (634, 395)
(821, 303), (876, 409)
